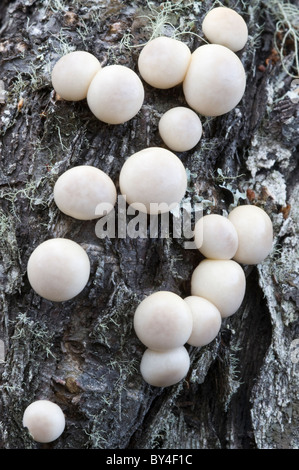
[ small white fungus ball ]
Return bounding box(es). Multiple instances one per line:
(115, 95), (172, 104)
(140, 346), (190, 387)
(183, 44), (246, 116)
(54, 165), (117, 220)
(228, 205), (273, 265)
(51, 50), (101, 101)
(133, 291), (193, 351)
(27, 238), (90, 302)
(138, 36), (191, 89)
(119, 147), (188, 214)
(158, 107), (202, 152)
(191, 259), (246, 318)
(87, 65), (144, 124)
(23, 400), (65, 443)
(184, 296), (222, 347)
(202, 7), (248, 52)
(194, 214), (239, 260)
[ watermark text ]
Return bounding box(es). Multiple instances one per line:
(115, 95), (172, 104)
(95, 196), (203, 249)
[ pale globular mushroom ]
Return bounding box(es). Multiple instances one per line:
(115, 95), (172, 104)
(158, 107), (202, 152)
(51, 50), (101, 101)
(133, 291), (193, 351)
(228, 205), (273, 265)
(202, 7), (248, 52)
(194, 214), (239, 260)
(87, 65), (144, 124)
(183, 44), (246, 116)
(54, 165), (117, 220)
(140, 346), (190, 387)
(138, 36), (191, 89)
(27, 238), (90, 302)
(184, 296), (222, 347)
(119, 147), (187, 214)
(191, 259), (246, 318)
(23, 400), (65, 443)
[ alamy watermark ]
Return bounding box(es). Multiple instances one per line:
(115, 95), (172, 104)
(94, 196), (204, 249)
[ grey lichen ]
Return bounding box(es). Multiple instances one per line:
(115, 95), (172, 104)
(246, 135), (292, 179)
(269, 0), (299, 78)
(0, 211), (22, 295)
(250, 181), (299, 448)
(119, 0), (205, 51)
(10, 312), (56, 359)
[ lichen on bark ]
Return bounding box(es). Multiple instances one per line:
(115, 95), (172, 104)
(0, 0), (298, 449)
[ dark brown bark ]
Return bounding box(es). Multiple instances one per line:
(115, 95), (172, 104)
(0, 0), (298, 449)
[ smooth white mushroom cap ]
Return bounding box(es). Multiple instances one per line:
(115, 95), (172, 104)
(184, 296), (222, 347)
(133, 291), (193, 351)
(140, 346), (190, 387)
(228, 205), (273, 264)
(158, 107), (202, 152)
(183, 44), (246, 116)
(119, 147), (187, 214)
(191, 259), (246, 318)
(27, 238), (90, 302)
(87, 65), (144, 124)
(54, 165), (117, 220)
(23, 400), (65, 443)
(194, 214), (239, 259)
(138, 36), (191, 89)
(51, 51), (101, 101)
(202, 7), (248, 52)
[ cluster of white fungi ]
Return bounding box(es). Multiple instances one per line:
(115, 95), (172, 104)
(22, 7), (273, 443)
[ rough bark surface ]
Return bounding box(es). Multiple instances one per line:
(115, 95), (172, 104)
(0, 0), (298, 449)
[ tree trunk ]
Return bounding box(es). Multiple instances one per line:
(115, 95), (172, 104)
(0, 0), (298, 450)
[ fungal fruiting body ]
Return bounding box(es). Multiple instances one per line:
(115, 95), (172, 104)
(140, 346), (190, 387)
(194, 214), (239, 260)
(228, 205), (273, 264)
(138, 36), (191, 89)
(87, 65), (144, 124)
(51, 51), (101, 101)
(134, 291), (193, 387)
(158, 107), (202, 152)
(183, 44), (246, 116)
(191, 259), (246, 318)
(27, 238), (90, 302)
(202, 7), (248, 52)
(133, 291), (193, 351)
(119, 147), (188, 214)
(23, 400), (65, 443)
(54, 165), (117, 220)
(184, 296), (222, 347)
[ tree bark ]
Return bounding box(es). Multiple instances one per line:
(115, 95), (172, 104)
(0, 0), (298, 449)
